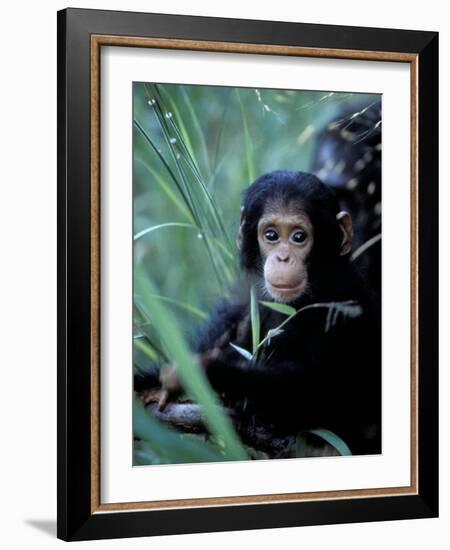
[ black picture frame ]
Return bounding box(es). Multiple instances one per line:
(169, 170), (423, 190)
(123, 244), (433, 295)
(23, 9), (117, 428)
(57, 7), (438, 541)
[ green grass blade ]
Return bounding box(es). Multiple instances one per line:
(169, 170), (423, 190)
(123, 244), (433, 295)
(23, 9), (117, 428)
(250, 285), (260, 355)
(136, 274), (248, 461)
(134, 119), (197, 221)
(134, 398), (231, 464)
(256, 300), (362, 352)
(134, 222), (197, 241)
(154, 85), (206, 185)
(136, 157), (227, 291)
(150, 85), (234, 253)
(154, 85), (196, 160)
(308, 428), (352, 456)
(135, 157), (195, 223)
(180, 85), (212, 176)
(141, 92), (235, 287)
(133, 337), (159, 362)
(149, 84), (208, 184)
(134, 222), (235, 262)
(142, 88), (201, 214)
(229, 342), (253, 361)
(145, 293), (207, 320)
(236, 89), (255, 183)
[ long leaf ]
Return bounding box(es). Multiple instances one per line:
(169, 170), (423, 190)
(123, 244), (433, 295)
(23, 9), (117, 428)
(295, 429), (352, 458)
(134, 222), (197, 241)
(134, 118), (194, 218)
(180, 85), (212, 176)
(134, 398), (230, 464)
(145, 293), (207, 320)
(229, 342), (253, 361)
(135, 157), (194, 223)
(133, 337), (159, 362)
(134, 222), (234, 262)
(236, 89), (255, 183)
(136, 274), (248, 461)
(250, 285), (260, 355)
(308, 428), (352, 456)
(142, 91), (234, 287)
(256, 300), (362, 351)
(141, 85), (237, 285)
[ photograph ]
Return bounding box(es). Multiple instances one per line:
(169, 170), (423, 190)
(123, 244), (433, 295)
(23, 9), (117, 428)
(132, 82), (382, 465)
(0, 0), (445, 546)
(55, 7), (439, 541)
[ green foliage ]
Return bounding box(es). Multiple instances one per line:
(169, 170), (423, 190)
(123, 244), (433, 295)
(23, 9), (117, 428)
(296, 429), (352, 458)
(133, 82), (378, 464)
(250, 285), (261, 355)
(135, 275), (248, 461)
(256, 300), (363, 353)
(134, 398), (232, 464)
(134, 83), (378, 335)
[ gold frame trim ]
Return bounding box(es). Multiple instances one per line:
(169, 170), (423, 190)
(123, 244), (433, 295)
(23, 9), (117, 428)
(90, 35), (419, 514)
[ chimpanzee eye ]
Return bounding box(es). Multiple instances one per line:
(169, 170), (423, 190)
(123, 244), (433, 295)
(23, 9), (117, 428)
(264, 229), (279, 242)
(292, 230), (307, 244)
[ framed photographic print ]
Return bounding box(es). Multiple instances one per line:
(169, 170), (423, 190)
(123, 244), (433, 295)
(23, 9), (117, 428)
(57, 8), (439, 541)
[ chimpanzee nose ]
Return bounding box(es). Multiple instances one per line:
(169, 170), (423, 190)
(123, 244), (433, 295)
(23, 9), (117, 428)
(276, 250), (290, 262)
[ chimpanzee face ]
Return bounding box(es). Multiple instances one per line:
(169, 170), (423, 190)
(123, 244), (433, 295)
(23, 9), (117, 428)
(257, 203), (314, 303)
(238, 171), (354, 304)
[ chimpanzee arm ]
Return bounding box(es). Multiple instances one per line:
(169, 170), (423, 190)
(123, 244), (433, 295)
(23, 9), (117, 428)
(194, 300), (248, 353)
(134, 299), (245, 393)
(201, 345), (327, 430)
(203, 346), (315, 402)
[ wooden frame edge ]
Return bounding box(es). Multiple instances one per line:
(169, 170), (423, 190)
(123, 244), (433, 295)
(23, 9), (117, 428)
(89, 34), (419, 515)
(91, 34), (101, 513)
(410, 55), (419, 498)
(94, 488), (419, 514)
(92, 34), (417, 62)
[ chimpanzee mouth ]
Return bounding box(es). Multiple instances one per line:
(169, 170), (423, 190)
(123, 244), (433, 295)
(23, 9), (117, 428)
(270, 282), (302, 291)
(266, 278), (307, 300)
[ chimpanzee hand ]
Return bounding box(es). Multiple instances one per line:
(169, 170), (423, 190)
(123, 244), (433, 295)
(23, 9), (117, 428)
(157, 363), (182, 411)
(157, 348), (223, 411)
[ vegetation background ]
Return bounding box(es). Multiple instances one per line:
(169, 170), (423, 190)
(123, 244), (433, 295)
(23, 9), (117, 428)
(133, 82), (379, 465)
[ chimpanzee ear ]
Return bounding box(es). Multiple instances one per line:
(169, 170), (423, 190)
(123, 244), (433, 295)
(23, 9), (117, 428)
(236, 207), (245, 250)
(336, 211), (353, 256)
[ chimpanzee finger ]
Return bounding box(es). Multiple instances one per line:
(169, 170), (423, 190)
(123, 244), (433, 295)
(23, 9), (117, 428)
(157, 389), (169, 411)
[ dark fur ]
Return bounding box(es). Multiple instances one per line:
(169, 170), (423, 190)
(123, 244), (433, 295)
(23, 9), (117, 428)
(196, 171), (381, 455)
(136, 170), (381, 456)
